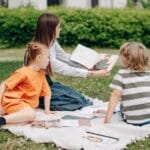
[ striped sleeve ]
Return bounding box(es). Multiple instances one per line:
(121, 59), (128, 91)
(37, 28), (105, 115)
(110, 70), (124, 91)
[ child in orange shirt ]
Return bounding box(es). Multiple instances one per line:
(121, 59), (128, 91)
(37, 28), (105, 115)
(0, 42), (53, 126)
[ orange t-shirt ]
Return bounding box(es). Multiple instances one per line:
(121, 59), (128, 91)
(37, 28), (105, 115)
(2, 66), (51, 114)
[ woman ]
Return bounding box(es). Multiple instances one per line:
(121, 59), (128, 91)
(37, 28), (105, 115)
(29, 13), (110, 111)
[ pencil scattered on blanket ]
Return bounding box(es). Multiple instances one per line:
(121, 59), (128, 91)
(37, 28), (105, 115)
(86, 131), (119, 141)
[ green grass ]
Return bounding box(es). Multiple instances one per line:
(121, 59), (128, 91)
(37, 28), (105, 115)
(0, 48), (24, 62)
(54, 65), (120, 100)
(0, 48), (150, 149)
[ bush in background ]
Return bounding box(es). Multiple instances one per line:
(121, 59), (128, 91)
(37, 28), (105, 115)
(128, 0), (150, 9)
(0, 7), (149, 48)
(0, 8), (39, 48)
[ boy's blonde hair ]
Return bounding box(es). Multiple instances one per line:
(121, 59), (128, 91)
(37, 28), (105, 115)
(119, 42), (149, 71)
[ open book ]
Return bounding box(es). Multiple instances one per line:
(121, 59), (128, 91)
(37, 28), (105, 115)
(70, 44), (118, 71)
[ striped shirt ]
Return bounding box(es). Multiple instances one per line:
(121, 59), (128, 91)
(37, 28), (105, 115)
(110, 68), (150, 124)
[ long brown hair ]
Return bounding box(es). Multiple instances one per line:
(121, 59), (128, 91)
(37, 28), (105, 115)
(119, 42), (149, 71)
(28, 13), (60, 76)
(33, 13), (60, 46)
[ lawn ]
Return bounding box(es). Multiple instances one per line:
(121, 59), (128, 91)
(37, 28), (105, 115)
(0, 48), (149, 149)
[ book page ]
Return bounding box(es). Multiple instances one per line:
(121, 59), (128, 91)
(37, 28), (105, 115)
(95, 54), (118, 71)
(70, 44), (100, 69)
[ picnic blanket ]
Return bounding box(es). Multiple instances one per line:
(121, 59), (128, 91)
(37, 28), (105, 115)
(2, 98), (150, 150)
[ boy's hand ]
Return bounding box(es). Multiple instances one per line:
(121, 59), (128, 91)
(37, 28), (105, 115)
(104, 117), (110, 123)
(45, 110), (55, 114)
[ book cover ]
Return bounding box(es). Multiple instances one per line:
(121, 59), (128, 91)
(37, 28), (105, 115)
(94, 54), (119, 71)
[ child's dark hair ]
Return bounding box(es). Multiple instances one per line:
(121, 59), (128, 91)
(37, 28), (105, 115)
(119, 42), (149, 71)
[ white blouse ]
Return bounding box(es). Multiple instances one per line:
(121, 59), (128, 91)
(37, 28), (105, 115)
(50, 41), (88, 77)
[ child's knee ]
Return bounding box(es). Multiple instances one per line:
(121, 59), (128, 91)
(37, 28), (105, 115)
(23, 108), (36, 121)
(28, 109), (36, 120)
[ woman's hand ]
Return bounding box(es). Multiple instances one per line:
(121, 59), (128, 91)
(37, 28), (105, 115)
(88, 69), (110, 77)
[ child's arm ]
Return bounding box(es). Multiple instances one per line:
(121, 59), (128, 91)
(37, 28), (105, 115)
(44, 95), (51, 114)
(0, 82), (7, 114)
(0, 82), (7, 102)
(44, 95), (55, 114)
(104, 89), (122, 123)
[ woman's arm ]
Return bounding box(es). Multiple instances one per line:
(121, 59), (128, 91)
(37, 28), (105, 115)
(51, 57), (88, 77)
(50, 42), (88, 77)
(50, 42), (110, 78)
(104, 89), (122, 123)
(54, 41), (71, 62)
(88, 70), (110, 77)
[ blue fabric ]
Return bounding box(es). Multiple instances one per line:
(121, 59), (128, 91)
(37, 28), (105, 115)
(39, 76), (93, 111)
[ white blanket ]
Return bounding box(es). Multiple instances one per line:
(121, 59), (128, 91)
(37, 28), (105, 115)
(2, 99), (150, 150)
